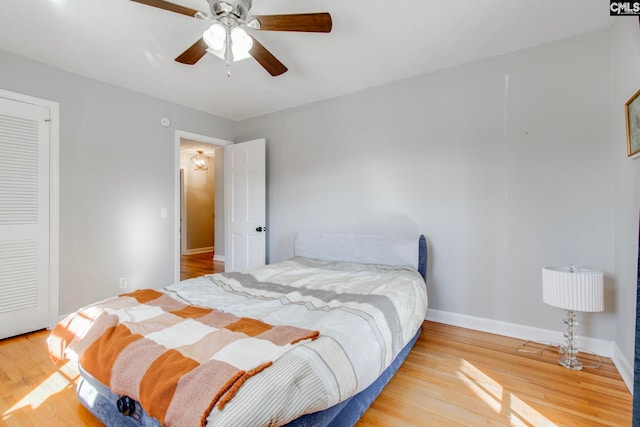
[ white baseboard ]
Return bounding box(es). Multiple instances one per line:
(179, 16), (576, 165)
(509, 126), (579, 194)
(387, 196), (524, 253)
(213, 254), (226, 262)
(185, 246), (214, 255)
(425, 309), (633, 393)
(612, 343), (634, 394)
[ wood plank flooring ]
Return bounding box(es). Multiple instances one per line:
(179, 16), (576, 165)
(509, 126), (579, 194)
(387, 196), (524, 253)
(180, 251), (224, 280)
(0, 329), (101, 427)
(357, 322), (632, 426)
(0, 253), (632, 426)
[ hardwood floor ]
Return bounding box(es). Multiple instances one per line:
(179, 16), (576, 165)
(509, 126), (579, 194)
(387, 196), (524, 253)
(0, 329), (101, 427)
(0, 254), (632, 426)
(180, 251), (224, 280)
(358, 322), (632, 426)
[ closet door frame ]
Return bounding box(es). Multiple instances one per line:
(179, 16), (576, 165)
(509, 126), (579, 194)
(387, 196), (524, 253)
(0, 88), (59, 330)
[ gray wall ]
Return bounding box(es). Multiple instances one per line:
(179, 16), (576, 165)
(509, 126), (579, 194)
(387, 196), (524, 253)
(238, 30), (615, 343)
(0, 51), (236, 314)
(612, 18), (640, 374)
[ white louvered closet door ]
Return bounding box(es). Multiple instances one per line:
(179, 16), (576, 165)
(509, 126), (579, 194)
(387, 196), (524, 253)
(0, 97), (50, 339)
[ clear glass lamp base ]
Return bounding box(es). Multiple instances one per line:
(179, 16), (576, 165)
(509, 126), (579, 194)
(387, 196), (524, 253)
(558, 354), (583, 371)
(558, 309), (582, 371)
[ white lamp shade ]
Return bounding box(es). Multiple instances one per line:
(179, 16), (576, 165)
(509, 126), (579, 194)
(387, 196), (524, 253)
(203, 23), (226, 51)
(230, 27), (253, 60)
(542, 267), (604, 312)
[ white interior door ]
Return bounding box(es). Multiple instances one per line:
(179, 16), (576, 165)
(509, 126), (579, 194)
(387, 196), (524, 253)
(225, 138), (266, 272)
(0, 96), (51, 339)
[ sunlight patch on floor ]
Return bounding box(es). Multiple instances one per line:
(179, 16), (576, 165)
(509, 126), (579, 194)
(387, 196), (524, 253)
(3, 360), (79, 415)
(509, 393), (557, 427)
(458, 359), (556, 426)
(457, 359), (503, 413)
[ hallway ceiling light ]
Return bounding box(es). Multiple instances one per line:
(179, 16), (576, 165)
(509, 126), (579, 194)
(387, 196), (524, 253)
(191, 150), (209, 170)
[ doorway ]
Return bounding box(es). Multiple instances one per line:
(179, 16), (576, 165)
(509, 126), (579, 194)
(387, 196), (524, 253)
(174, 131), (231, 283)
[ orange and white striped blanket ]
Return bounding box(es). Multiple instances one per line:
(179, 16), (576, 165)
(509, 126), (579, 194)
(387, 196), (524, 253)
(48, 289), (319, 427)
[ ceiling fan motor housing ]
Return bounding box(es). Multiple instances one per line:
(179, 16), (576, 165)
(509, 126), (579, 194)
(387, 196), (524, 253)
(209, 0), (252, 20)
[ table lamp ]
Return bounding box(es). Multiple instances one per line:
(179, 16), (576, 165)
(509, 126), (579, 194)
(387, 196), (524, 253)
(542, 266), (604, 370)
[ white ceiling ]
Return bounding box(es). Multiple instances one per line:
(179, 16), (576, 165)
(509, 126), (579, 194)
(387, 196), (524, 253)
(0, 0), (614, 121)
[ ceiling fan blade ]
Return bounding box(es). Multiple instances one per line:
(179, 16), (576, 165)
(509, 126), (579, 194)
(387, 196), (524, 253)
(175, 38), (208, 64)
(249, 36), (288, 76)
(130, 0), (200, 17)
(250, 13), (332, 33)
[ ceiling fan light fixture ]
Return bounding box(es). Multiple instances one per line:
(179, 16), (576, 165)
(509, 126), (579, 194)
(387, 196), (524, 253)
(231, 27), (253, 60)
(203, 23), (226, 51)
(203, 23), (252, 62)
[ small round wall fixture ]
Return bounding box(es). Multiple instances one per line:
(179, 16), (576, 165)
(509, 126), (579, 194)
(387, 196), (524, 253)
(160, 117), (171, 127)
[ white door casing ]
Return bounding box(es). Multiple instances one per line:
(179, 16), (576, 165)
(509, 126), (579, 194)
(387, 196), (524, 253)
(0, 91), (59, 339)
(225, 138), (266, 272)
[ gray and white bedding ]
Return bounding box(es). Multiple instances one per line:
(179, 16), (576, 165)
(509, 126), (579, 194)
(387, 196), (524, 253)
(162, 256), (428, 426)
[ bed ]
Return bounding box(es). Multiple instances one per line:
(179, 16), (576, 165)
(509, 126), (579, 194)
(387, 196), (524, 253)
(48, 230), (428, 427)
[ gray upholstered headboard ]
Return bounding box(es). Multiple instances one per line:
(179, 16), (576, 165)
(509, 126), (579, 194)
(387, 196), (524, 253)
(294, 230), (428, 282)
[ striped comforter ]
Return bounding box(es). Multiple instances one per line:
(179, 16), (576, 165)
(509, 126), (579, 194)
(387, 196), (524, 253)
(167, 256), (428, 426)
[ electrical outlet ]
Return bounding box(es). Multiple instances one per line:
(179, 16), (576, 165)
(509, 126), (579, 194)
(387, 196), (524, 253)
(119, 277), (128, 289)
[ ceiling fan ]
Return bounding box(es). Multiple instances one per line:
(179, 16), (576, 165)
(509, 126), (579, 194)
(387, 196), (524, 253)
(130, 0), (332, 76)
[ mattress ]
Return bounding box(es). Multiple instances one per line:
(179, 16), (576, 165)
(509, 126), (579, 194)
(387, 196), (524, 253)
(51, 235), (428, 426)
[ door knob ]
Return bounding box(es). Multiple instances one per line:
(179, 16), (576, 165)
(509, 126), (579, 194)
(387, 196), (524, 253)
(256, 226), (266, 232)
